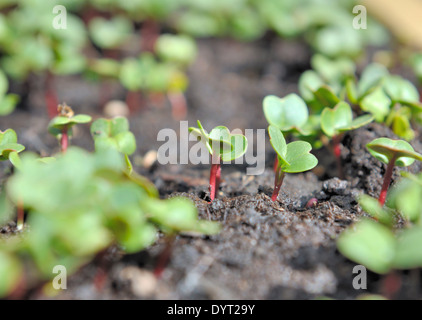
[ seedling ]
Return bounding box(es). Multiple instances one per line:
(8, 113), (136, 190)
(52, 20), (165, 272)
(189, 120), (247, 201)
(321, 101), (373, 178)
(90, 117), (136, 171)
(48, 104), (92, 153)
(338, 218), (422, 275)
(366, 138), (422, 206)
(0, 129), (25, 229)
(0, 129), (25, 167)
(262, 94), (311, 170)
(268, 125), (318, 201)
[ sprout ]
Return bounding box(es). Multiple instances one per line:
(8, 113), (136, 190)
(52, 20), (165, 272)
(366, 138), (422, 206)
(268, 125), (318, 201)
(189, 120), (247, 201)
(321, 101), (373, 178)
(48, 103), (92, 153)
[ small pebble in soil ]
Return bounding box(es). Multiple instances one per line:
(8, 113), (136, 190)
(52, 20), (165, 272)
(322, 178), (349, 195)
(103, 100), (130, 117)
(119, 266), (157, 298)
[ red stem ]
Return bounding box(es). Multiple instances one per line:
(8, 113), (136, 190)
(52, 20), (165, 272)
(16, 199), (24, 231)
(168, 91), (187, 120)
(153, 236), (175, 279)
(61, 128), (68, 153)
(209, 159), (221, 202)
(273, 157), (279, 173)
(45, 73), (58, 119)
(271, 165), (285, 202)
(378, 154), (397, 206)
(140, 19), (160, 53)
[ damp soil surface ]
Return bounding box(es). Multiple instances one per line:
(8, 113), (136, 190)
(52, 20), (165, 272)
(1, 36), (422, 300)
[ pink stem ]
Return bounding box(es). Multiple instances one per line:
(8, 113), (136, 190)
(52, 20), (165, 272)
(271, 166), (285, 202)
(168, 91), (187, 120)
(379, 154), (397, 206)
(45, 73), (58, 119)
(61, 128), (68, 153)
(209, 161), (221, 202)
(273, 157), (279, 173)
(17, 199), (24, 231)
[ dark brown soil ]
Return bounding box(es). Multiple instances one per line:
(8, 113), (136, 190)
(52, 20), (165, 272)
(1, 37), (422, 300)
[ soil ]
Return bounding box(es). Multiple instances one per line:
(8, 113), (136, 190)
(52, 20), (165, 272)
(1, 36), (422, 300)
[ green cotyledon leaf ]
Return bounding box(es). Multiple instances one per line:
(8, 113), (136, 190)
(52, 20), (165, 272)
(337, 219), (396, 274)
(263, 94), (308, 132)
(367, 138), (422, 167)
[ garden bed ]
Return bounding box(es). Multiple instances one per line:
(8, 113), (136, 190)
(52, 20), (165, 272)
(1, 36), (422, 300)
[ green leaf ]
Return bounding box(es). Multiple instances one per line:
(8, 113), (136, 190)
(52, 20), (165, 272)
(313, 86), (340, 108)
(393, 227), (422, 269)
(359, 194), (393, 226)
(383, 75), (419, 103)
(189, 120), (246, 161)
(299, 70), (324, 102)
(282, 141), (318, 173)
(263, 94), (308, 131)
(91, 117), (136, 156)
(321, 102), (353, 137)
(268, 125), (288, 166)
(367, 138), (422, 167)
(89, 16), (133, 49)
(0, 69), (8, 98)
(0, 129), (25, 161)
(337, 219), (395, 274)
(359, 87), (391, 122)
(358, 63), (389, 98)
(48, 114), (92, 135)
(387, 176), (422, 222)
(0, 252), (22, 297)
(155, 34), (197, 66)
(0, 94), (19, 116)
(311, 54), (355, 83)
(221, 134), (247, 162)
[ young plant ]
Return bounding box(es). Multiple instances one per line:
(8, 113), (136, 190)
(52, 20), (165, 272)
(0, 129), (25, 167)
(188, 120), (247, 201)
(90, 117), (136, 171)
(262, 93), (311, 170)
(0, 129), (25, 229)
(321, 101), (373, 178)
(268, 125), (318, 201)
(48, 103), (92, 153)
(366, 138), (422, 206)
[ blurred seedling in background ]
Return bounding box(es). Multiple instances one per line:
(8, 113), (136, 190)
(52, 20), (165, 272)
(268, 125), (318, 202)
(346, 63), (422, 141)
(337, 173), (422, 297)
(48, 103), (91, 153)
(366, 138), (422, 206)
(90, 116), (157, 197)
(189, 120), (247, 202)
(320, 101), (373, 178)
(0, 129), (25, 230)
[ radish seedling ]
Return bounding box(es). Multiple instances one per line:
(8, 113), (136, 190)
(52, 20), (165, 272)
(321, 101), (373, 178)
(366, 138), (422, 206)
(189, 120), (247, 201)
(268, 125), (318, 201)
(48, 104), (92, 153)
(262, 93), (311, 171)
